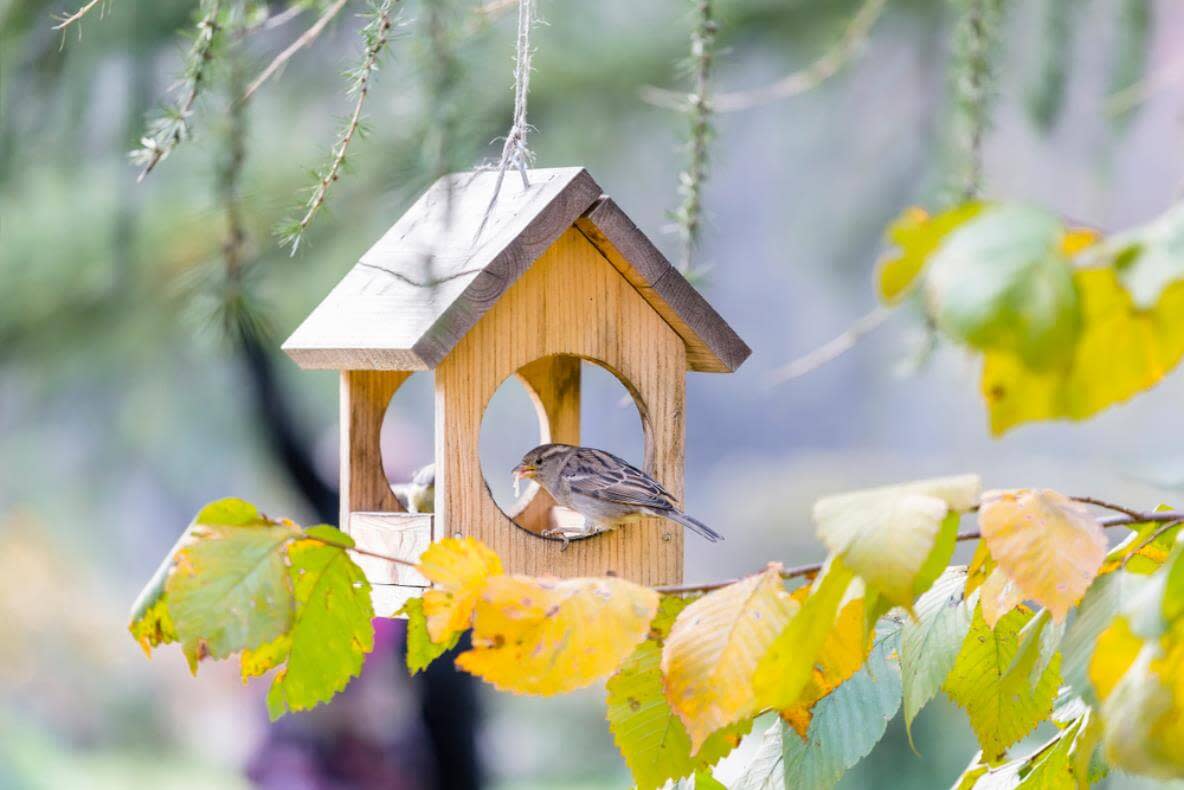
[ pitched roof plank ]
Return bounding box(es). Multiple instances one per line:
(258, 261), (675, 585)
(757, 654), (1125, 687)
(282, 167), (750, 374)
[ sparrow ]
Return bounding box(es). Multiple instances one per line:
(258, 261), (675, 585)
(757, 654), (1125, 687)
(511, 444), (723, 545)
(391, 463), (435, 514)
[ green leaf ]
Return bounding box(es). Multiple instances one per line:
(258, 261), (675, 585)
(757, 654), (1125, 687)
(900, 567), (972, 745)
(607, 596), (750, 790)
(781, 628), (903, 789)
(876, 202), (986, 304)
(265, 537), (375, 720)
(129, 498), (274, 658)
(754, 559), (856, 711)
(925, 204), (1080, 369)
(163, 499), (301, 669)
(241, 633), (292, 682)
(943, 604), (1062, 762)
(813, 475), (980, 609)
(402, 596), (459, 676)
(694, 768), (728, 790)
(1089, 201), (1184, 309)
(980, 269), (1184, 435)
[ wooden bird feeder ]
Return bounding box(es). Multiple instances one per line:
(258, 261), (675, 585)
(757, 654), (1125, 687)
(283, 167), (750, 615)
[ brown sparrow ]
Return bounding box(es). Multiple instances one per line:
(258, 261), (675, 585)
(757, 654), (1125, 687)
(511, 444), (723, 543)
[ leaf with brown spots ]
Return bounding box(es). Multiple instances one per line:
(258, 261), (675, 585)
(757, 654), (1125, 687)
(455, 574), (658, 696)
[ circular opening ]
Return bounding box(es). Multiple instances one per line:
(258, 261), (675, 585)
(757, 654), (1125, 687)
(379, 373), (435, 493)
(477, 356), (646, 530)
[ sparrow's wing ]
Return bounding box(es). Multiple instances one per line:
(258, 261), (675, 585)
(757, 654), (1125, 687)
(563, 448), (678, 511)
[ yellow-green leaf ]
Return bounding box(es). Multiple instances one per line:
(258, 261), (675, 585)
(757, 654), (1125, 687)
(981, 269), (1184, 435)
(978, 489), (1107, 621)
(606, 596), (751, 790)
(402, 596), (459, 676)
(813, 475), (980, 609)
(456, 575), (658, 695)
(876, 202), (985, 304)
(164, 501), (301, 668)
(264, 537), (375, 719)
(943, 604), (1062, 762)
(661, 566), (798, 753)
(418, 537), (503, 644)
(240, 633), (291, 683)
(754, 559), (857, 712)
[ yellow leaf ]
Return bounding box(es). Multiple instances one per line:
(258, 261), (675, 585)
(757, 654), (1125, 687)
(979, 568), (1024, 629)
(814, 475), (981, 609)
(1088, 617), (1142, 702)
(455, 575), (658, 695)
(779, 597), (873, 739)
(876, 203), (985, 304)
(1099, 640), (1184, 778)
(418, 537), (504, 644)
(943, 604), (1062, 762)
(982, 271), (1184, 435)
(753, 559), (857, 712)
(965, 540), (994, 598)
(978, 490), (1107, 621)
(606, 595), (751, 790)
(661, 566), (798, 753)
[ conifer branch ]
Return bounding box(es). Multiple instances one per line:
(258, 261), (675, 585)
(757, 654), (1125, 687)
(278, 0), (399, 253)
(131, 0), (225, 181)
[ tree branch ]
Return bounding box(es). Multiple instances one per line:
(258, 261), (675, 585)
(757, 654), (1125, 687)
(243, 0), (350, 102)
(52, 0), (108, 31)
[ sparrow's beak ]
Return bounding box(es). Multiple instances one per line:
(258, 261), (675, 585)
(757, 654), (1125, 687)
(511, 462), (536, 481)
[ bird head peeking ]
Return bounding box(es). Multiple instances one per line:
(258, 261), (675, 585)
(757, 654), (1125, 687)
(512, 443), (575, 496)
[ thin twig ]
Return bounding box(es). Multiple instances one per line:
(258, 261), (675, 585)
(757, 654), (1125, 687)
(307, 534), (421, 569)
(1121, 520), (1183, 569)
(474, 0), (536, 242)
(673, 0), (717, 274)
(243, 0), (350, 102)
(642, 0), (886, 113)
(1070, 496), (1147, 520)
(655, 509), (1183, 595)
(52, 0), (107, 31)
(768, 306), (891, 385)
(1105, 55), (1184, 118)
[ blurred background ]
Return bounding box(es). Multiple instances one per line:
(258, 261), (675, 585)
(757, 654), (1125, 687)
(2, 0), (1182, 787)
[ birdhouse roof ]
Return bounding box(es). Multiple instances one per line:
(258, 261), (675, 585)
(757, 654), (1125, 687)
(282, 167), (750, 373)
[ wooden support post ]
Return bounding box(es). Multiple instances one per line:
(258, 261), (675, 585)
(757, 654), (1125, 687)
(340, 370), (411, 531)
(509, 355), (581, 531)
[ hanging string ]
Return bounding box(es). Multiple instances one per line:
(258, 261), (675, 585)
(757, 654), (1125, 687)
(475, 0), (536, 241)
(673, 0), (717, 274)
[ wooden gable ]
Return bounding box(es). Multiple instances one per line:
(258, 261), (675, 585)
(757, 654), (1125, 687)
(282, 167), (750, 373)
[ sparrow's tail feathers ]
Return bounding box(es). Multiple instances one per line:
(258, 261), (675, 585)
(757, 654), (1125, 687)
(667, 510), (724, 542)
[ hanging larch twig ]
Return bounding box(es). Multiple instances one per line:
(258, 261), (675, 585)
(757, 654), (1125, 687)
(672, 0), (717, 275)
(130, 0), (225, 181)
(278, 0), (399, 253)
(946, 0), (1003, 204)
